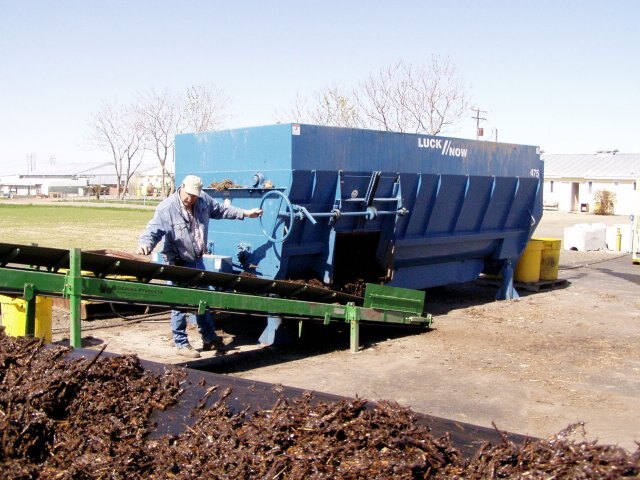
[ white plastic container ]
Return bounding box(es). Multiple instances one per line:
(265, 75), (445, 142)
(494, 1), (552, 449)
(563, 223), (607, 251)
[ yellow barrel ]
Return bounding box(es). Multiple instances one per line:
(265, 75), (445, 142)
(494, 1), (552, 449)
(535, 237), (562, 281)
(514, 239), (544, 283)
(0, 295), (53, 343)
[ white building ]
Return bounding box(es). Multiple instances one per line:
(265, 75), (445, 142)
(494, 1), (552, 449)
(0, 161), (114, 197)
(542, 152), (640, 216)
(128, 164), (174, 197)
(0, 161), (167, 197)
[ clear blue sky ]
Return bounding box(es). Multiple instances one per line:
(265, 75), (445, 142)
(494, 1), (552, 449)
(1, 0), (638, 172)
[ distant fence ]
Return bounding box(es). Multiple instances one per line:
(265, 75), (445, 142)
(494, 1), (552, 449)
(41, 193), (161, 207)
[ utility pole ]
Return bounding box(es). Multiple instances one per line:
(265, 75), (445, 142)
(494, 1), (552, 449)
(471, 108), (487, 140)
(25, 153), (36, 173)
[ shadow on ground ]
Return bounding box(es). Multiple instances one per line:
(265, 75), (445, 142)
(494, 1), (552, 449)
(184, 281), (546, 374)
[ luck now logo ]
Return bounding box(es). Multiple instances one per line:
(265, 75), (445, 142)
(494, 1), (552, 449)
(418, 137), (468, 158)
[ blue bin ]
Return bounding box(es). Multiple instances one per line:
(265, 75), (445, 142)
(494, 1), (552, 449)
(176, 124), (543, 289)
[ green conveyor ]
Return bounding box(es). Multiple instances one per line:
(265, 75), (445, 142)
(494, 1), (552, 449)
(0, 242), (432, 352)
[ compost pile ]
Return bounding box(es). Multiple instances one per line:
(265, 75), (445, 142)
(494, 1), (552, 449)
(1, 331), (639, 479)
(0, 332), (184, 479)
(208, 179), (243, 191)
(338, 279), (367, 297)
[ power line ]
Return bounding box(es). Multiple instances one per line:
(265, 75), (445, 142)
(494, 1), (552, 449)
(25, 153), (36, 173)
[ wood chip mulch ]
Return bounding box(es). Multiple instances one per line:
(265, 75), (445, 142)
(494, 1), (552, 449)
(1, 329), (638, 479)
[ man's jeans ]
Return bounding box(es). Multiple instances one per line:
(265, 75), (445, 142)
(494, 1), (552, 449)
(170, 257), (216, 348)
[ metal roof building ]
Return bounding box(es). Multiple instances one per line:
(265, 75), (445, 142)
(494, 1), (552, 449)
(0, 161), (161, 197)
(543, 153), (640, 180)
(541, 152), (639, 215)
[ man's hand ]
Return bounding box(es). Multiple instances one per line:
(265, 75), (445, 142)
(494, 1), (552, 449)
(136, 245), (151, 255)
(244, 208), (263, 218)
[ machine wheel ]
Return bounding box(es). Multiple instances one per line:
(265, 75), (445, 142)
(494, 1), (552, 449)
(259, 190), (295, 243)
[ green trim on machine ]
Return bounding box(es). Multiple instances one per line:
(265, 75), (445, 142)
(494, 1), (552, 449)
(363, 283), (426, 315)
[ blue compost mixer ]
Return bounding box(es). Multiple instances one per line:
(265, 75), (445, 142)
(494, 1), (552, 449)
(175, 124), (543, 293)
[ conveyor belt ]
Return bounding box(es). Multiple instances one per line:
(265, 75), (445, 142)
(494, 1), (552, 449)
(64, 348), (531, 459)
(0, 242), (362, 305)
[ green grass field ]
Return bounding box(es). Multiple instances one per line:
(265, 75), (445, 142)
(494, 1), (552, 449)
(0, 204), (153, 251)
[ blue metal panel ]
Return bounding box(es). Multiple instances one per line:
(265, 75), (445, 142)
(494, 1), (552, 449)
(425, 175), (469, 234)
(175, 125), (294, 279)
(290, 125), (539, 178)
(176, 124), (293, 187)
(454, 176), (494, 232)
(175, 124), (543, 290)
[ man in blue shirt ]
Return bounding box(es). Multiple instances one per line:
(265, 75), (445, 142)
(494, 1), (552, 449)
(137, 175), (262, 358)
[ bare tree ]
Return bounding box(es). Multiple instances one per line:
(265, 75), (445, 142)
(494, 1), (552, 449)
(138, 84), (231, 196)
(284, 88), (361, 128)
(136, 89), (181, 197)
(284, 57), (471, 135)
(89, 102), (144, 199)
(356, 63), (402, 132)
(181, 84), (230, 133)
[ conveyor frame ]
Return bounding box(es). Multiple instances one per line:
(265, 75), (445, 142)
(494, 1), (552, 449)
(0, 244), (432, 352)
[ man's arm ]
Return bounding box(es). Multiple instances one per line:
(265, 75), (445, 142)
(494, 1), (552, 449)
(206, 194), (262, 220)
(243, 208), (262, 218)
(136, 212), (166, 255)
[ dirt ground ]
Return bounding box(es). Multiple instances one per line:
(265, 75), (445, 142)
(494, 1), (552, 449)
(46, 210), (640, 451)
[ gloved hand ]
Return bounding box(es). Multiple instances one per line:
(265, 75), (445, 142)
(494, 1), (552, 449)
(136, 245), (151, 255)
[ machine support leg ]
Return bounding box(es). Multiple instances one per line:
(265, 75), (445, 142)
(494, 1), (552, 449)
(346, 302), (360, 353)
(23, 283), (36, 337)
(259, 316), (291, 346)
(68, 248), (82, 348)
(496, 260), (519, 301)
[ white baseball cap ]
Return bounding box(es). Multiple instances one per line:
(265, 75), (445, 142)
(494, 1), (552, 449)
(182, 175), (203, 196)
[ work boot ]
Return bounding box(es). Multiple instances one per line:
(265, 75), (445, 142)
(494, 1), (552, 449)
(175, 344), (201, 358)
(202, 336), (226, 351)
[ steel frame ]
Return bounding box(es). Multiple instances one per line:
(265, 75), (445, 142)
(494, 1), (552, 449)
(0, 248), (432, 353)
